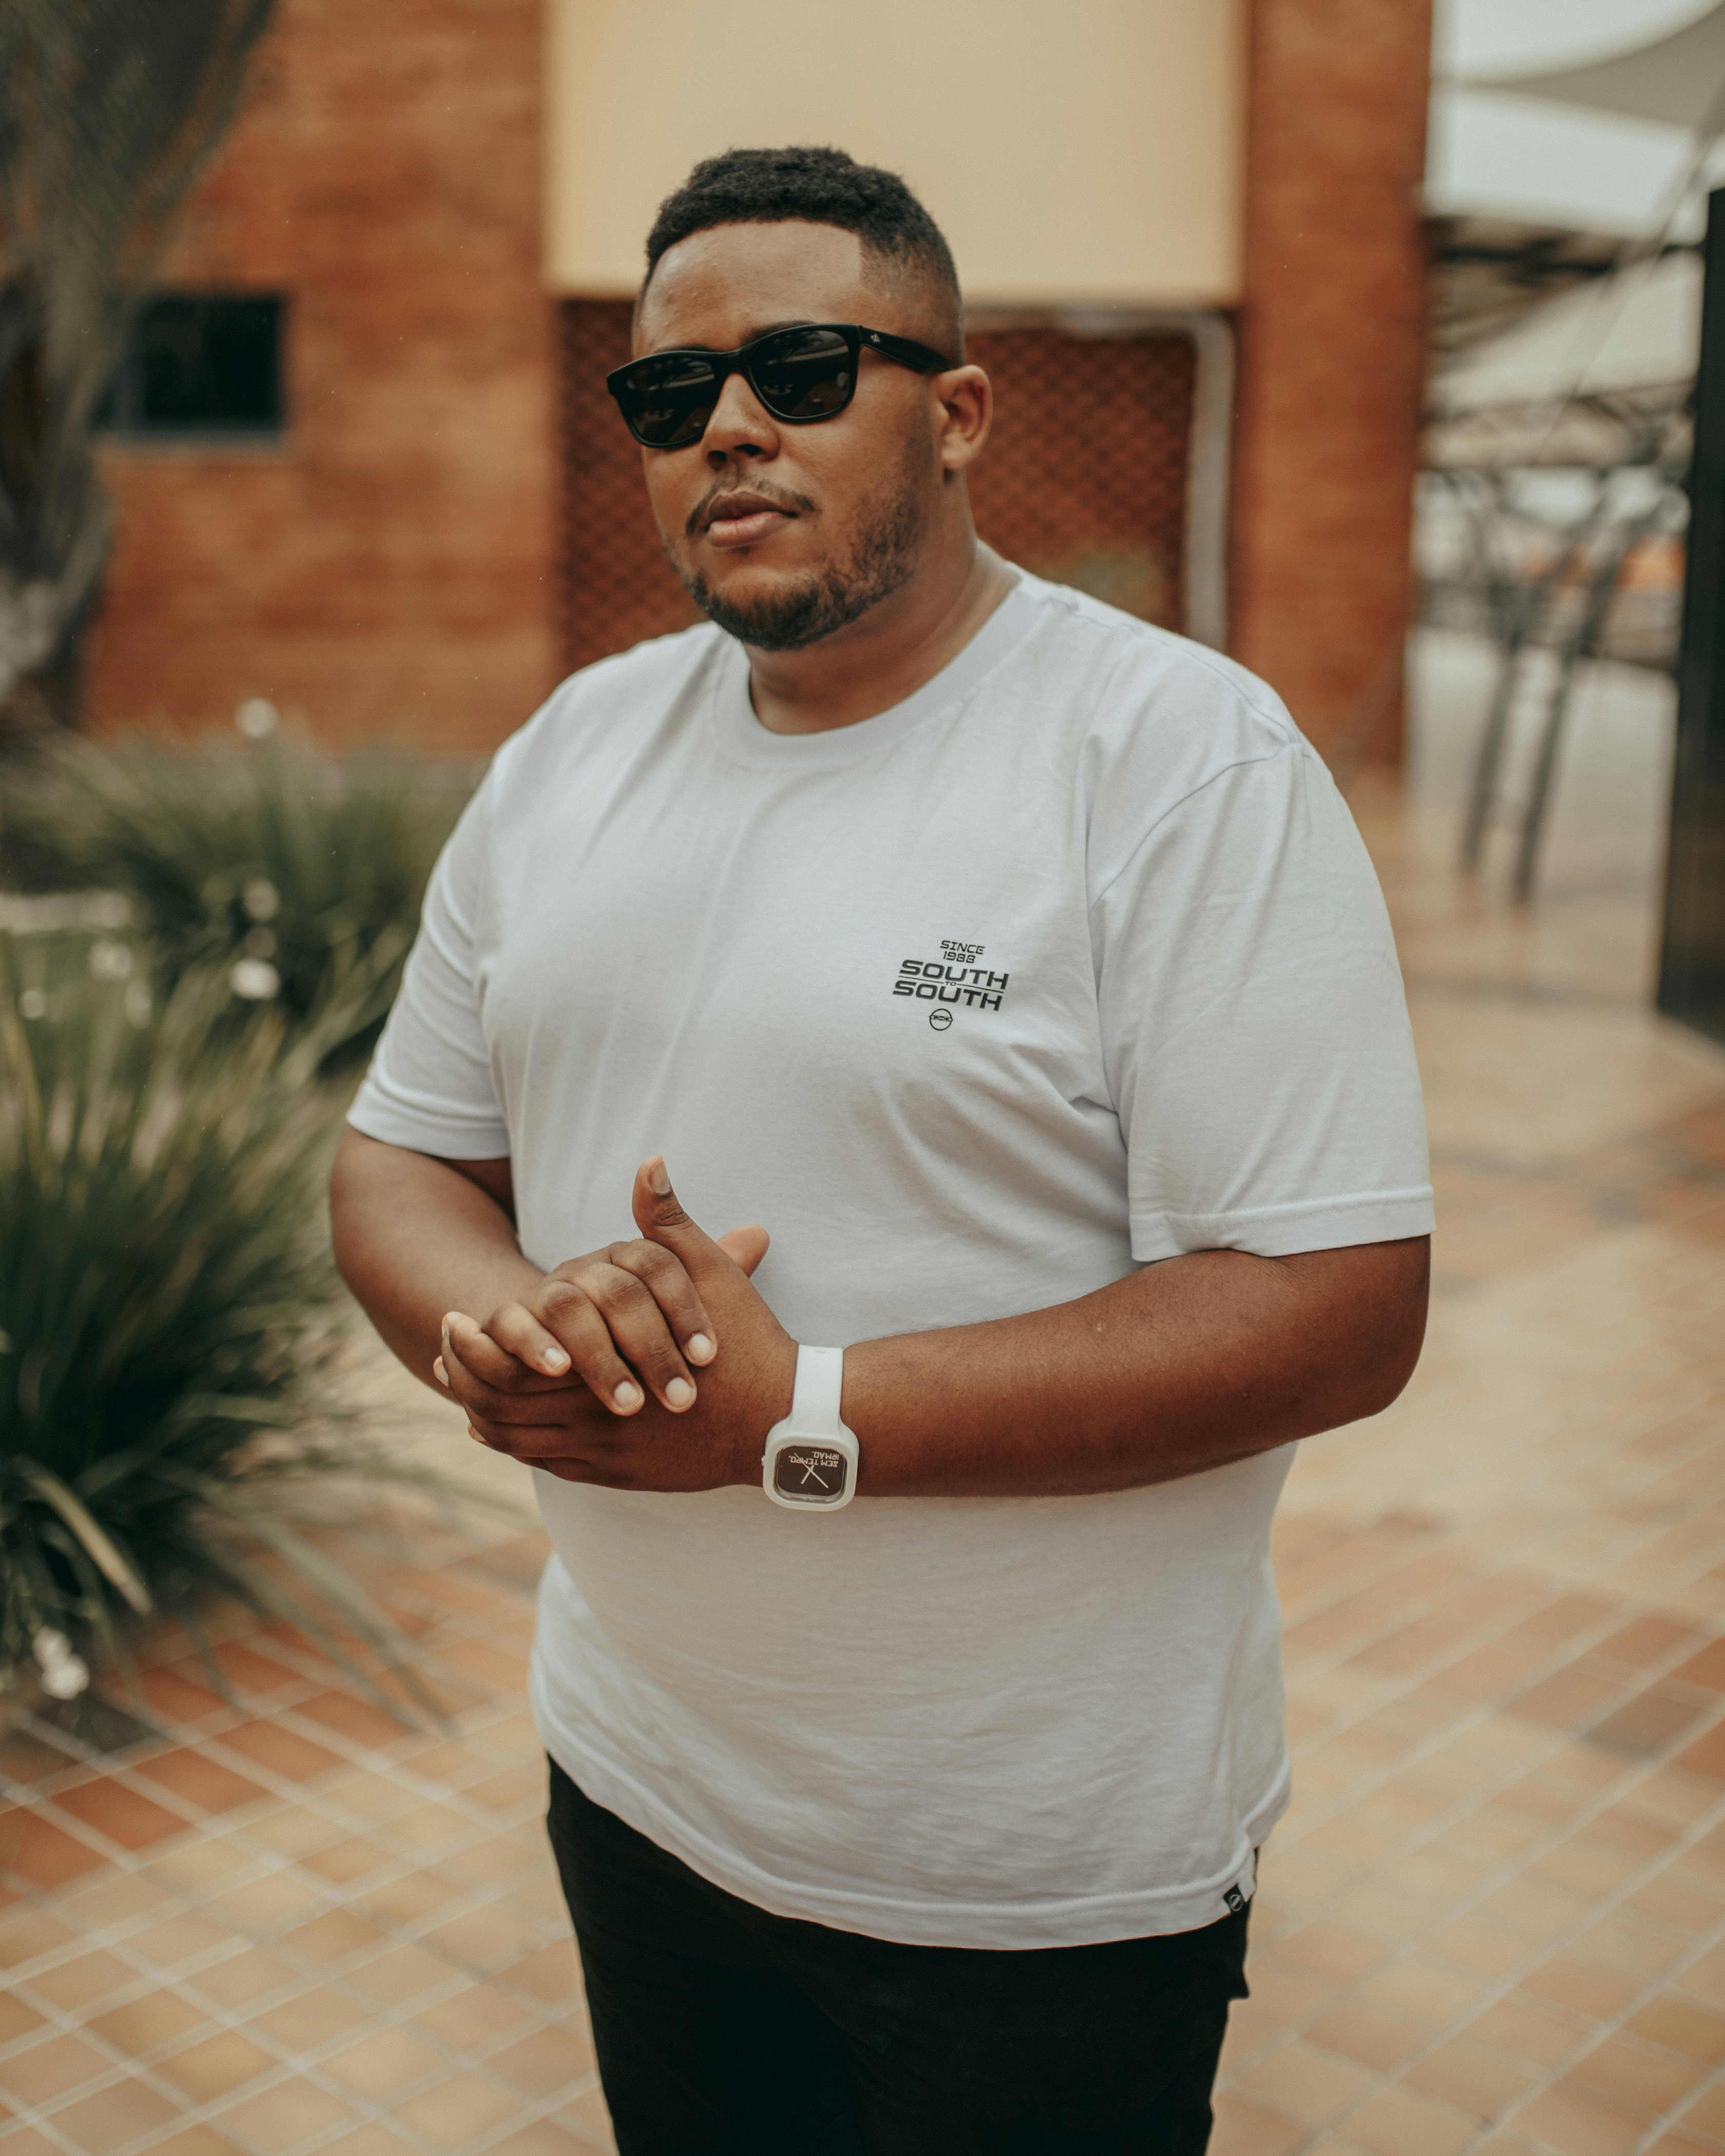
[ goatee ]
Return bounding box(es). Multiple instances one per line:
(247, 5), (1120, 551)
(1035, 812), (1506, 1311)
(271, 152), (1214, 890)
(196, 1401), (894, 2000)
(675, 438), (927, 653)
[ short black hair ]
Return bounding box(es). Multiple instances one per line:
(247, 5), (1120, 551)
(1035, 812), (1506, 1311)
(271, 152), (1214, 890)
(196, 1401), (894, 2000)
(642, 146), (962, 357)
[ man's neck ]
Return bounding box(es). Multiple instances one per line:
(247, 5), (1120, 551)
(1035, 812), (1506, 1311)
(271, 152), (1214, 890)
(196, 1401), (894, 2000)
(745, 537), (1017, 737)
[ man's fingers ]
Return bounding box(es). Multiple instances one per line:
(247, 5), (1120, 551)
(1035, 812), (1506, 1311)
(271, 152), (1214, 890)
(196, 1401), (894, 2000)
(448, 1309), (642, 1417)
(538, 1276), (695, 1415)
(482, 1300), (574, 1380)
(632, 1157), (734, 1282)
(635, 1172), (770, 1290)
(441, 1314), (526, 1391)
(566, 1269), (700, 1412)
(449, 1373), (597, 1428)
(717, 1224), (770, 1278)
(596, 1242), (717, 1368)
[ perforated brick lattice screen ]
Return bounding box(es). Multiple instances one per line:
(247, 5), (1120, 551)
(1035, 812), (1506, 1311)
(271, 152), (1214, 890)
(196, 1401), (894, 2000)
(964, 328), (1195, 634)
(559, 302), (1197, 675)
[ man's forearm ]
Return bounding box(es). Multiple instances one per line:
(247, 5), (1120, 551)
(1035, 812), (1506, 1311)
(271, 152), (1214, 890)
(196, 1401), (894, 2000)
(841, 1240), (1429, 1498)
(329, 1130), (542, 1388)
(413, 1149), (1428, 1501)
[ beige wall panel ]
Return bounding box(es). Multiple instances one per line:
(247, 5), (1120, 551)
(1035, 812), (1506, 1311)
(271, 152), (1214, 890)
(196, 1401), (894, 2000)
(545, 0), (1243, 307)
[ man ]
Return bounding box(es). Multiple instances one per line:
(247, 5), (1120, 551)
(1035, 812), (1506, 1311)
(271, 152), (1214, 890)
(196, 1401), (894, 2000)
(332, 146), (1432, 2153)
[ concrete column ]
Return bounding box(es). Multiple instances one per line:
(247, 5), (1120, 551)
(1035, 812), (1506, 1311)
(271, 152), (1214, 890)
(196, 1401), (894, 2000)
(1229, 0), (1433, 769)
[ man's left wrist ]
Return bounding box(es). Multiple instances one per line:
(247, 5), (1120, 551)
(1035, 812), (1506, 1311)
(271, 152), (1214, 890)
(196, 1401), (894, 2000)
(760, 1344), (858, 1511)
(729, 1337), (797, 1487)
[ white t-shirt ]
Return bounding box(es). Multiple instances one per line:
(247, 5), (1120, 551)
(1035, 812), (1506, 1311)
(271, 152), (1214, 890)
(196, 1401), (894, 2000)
(349, 573), (1432, 1950)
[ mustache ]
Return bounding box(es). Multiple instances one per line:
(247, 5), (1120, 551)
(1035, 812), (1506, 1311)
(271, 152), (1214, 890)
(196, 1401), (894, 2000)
(685, 480), (817, 539)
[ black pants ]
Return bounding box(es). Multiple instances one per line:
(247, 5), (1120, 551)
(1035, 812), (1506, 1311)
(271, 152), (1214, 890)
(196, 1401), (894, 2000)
(546, 1759), (1250, 2156)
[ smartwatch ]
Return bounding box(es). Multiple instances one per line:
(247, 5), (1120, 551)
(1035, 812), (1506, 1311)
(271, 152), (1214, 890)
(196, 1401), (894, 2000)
(762, 1346), (859, 1511)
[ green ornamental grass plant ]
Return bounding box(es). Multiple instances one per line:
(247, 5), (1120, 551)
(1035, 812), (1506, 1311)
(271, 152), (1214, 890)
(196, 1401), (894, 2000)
(0, 722), (476, 1072)
(0, 927), (447, 1715)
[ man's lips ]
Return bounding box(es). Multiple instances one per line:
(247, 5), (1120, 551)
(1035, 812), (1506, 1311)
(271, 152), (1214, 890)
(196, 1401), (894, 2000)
(708, 507), (789, 549)
(701, 495), (798, 550)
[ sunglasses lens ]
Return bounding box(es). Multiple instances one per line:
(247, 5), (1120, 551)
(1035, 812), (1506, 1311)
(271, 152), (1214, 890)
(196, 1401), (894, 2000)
(614, 329), (859, 444)
(618, 352), (718, 447)
(750, 328), (854, 419)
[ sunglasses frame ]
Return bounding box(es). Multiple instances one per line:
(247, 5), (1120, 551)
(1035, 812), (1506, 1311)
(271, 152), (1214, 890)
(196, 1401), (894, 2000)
(605, 323), (954, 449)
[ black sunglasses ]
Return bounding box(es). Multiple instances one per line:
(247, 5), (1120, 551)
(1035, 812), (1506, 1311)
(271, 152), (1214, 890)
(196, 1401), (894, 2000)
(606, 323), (953, 449)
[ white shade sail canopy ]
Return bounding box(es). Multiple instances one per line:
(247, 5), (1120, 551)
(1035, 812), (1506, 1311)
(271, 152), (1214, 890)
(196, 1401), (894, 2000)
(1457, 0), (1725, 130)
(1433, 251), (1701, 414)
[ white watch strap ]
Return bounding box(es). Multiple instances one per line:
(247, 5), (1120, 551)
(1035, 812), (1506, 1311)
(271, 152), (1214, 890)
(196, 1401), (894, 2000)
(790, 1345), (846, 1434)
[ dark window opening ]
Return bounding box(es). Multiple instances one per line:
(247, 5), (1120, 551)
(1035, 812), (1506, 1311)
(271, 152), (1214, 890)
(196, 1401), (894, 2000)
(100, 295), (285, 436)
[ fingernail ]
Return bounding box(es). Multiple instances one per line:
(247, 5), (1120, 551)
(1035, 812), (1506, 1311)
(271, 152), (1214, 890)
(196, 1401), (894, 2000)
(648, 1156), (671, 1195)
(467, 1425), (487, 1445)
(541, 1347), (570, 1373)
(687, 1332), (714, 1364)
(614, 1381), (643, 1412)
(667, 1377), (695, 1409)
(433, 1357), (449, 1386)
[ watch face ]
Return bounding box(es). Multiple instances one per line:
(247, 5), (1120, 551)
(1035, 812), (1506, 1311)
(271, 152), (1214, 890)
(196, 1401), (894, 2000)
(773, 1444), (848, 1503)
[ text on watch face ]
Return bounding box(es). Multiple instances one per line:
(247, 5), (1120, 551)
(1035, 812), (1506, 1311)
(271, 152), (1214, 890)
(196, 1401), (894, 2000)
(774, 1445), (845, 1498)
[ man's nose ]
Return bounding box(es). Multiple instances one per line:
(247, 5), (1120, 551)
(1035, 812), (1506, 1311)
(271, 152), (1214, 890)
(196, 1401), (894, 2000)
(703, 369), (779, 465)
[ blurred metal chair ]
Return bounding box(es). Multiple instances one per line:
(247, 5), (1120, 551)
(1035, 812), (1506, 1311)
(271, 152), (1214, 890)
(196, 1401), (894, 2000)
(1443, 461), (1686, 901)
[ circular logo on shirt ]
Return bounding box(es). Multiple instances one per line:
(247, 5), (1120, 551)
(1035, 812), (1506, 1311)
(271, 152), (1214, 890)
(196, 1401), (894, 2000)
(929, 1008), (953, 1032)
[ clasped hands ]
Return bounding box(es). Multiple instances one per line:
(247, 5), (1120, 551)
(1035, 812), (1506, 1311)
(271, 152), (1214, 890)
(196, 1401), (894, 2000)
(434, 1158), (797, 1491)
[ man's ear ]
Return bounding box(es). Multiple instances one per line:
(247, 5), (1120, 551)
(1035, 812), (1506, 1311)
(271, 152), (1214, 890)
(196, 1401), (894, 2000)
(937, 366), (992, 474)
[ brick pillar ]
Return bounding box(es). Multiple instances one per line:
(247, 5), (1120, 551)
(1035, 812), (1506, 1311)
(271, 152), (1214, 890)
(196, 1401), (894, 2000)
(1229, 0), (1433, 769)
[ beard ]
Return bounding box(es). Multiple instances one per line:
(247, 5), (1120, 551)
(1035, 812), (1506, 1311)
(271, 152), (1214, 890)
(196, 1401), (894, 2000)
(674, 433), (928, 653)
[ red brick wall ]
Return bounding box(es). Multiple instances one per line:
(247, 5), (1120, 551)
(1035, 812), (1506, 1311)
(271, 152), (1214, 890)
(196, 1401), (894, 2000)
(1230, 0), (1433, 767)
(84, 0), (557, 753)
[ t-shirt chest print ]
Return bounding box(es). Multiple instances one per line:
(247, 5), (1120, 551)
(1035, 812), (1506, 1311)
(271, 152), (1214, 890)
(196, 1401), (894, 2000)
(893, 938), (1011, 1032)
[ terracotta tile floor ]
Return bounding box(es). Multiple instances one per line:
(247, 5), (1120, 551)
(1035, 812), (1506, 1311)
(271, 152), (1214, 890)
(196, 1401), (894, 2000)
(0, 1478), (610, 2156)
(4, 632), (1724, 2154)
(1212, 639), (1725, 2155)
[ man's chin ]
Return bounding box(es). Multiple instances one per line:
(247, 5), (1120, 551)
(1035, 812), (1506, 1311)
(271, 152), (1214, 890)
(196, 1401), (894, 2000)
(694, 561), (808, 617)
(684, 565), (865, 654)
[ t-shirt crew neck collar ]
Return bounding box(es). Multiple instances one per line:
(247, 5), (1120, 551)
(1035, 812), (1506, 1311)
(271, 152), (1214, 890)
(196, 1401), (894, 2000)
(707, 573), (1039, 772)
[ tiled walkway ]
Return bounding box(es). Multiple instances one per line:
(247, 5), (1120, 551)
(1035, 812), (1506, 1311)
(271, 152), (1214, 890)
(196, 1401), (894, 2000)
(5, 633), (1725, 2155)
(1214, 640), (1725, 2155)
(0, 1475), (607, 2156)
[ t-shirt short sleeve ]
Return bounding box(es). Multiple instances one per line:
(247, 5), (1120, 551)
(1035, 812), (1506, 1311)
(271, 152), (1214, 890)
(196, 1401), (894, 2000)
(347, 777), (510, 1160)
(1093, 738), (1433, 1263)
